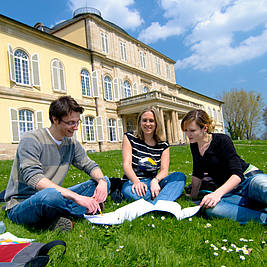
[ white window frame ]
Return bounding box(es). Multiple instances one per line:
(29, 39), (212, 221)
(83, 116), (96, 142)
(107, 118), (117, 142)
(14, 49), (30, 86)
(156, 57), (161, 75)
(120, 41), (127, 61)
(123, 80), (131, 98)
(18, 109), (34, 138)
(31, 53), (41, 87)
(101, 32), (108, 54)
(81, 69), (91, 97)
(166, 64), (170, 80)
(51, 59), (66, 92)
(140, 51), (146, 69)
(104, 75), (113, 101)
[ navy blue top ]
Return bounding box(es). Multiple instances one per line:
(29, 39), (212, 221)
(123, 132), (169, 180)
(190, 133), (249, 187)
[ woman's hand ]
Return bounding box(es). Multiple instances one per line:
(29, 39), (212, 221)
(150, 178), (161, 199)
(200, 192), (222, 208)
(132, 181), (148, 196)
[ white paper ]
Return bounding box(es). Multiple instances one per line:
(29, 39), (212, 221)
(0, 232), (35, 244)
(84, 199), (201, 225)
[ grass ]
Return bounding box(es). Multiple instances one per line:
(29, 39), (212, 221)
(0, 142), (266, 266)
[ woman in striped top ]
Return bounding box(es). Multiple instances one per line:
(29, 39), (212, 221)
(121, 106), (186, 204)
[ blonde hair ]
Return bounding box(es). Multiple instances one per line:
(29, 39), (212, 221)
(181, 109), (215, 133)
(135, 106), (165, 142)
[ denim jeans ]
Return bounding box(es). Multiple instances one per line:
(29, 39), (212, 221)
(7, 177), (110, 226)
(121, 172), (186, 205)
(204, 172), (267, 224)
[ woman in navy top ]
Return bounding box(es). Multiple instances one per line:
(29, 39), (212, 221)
(121, 106), (186, 204)
(181, 109), (266, 224)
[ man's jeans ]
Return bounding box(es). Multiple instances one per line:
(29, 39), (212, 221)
(121, 172), (186, 205)
(7, 177), (110, 226)
(204, 172), (267, 224)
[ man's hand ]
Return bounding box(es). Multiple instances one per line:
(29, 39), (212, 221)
(93, 179), (108, 203)
(132, 181), (148, 196)
(75, 195), (100, 214)
(150, 178), (161, 199)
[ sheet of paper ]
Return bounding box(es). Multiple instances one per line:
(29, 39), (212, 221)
(85, 199), (201, 225)
(0, 232), (35, 245)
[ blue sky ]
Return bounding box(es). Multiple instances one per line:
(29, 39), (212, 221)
(1, 0), (267, 104)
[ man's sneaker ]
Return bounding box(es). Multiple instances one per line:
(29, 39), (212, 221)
(49, 217), (73, 231)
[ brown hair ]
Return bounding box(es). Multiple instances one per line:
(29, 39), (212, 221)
(49, 96), (84, 123)
(135, 106), (165, 142)
(181, 109), (214, 133)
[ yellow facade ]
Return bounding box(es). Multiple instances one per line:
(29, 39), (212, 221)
(0, 10), (224, 160)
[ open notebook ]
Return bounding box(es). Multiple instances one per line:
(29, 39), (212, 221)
(84, 199), (201, 225)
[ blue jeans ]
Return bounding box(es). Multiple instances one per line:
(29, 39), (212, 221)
(121, 172), (186, 204)
(204, 172), (267, 224)
(7, 177), (110, 226)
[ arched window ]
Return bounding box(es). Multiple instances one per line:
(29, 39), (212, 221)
(81, 69), (91, 96)
(51, 59), (66, 92)
(14, 49), (30, 85)
(19, 109), (34, 137)
(104, 76), (112, 101)
(107, 118), (116, 141)
(84, 116), (95, 141)
(123, 80), (131, 98)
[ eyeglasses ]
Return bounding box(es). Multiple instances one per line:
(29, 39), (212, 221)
(61, 119), (81, 126)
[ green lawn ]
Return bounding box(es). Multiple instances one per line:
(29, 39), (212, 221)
(0, 142), (266, 266)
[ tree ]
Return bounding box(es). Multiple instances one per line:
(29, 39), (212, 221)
(262, 107), (267, 140)
(222, 89), (264, 140)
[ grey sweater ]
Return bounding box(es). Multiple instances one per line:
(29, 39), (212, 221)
(5, 128), (99, 210)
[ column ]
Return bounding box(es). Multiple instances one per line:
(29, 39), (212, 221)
(159, 108), (166, 140)
(166, 112), (172, 143)
(171, 110), (178, 143)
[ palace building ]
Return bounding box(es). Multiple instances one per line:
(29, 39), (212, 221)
(0, 7), (224, 159)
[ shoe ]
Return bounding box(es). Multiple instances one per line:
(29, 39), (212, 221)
(49, 217), (73, 231)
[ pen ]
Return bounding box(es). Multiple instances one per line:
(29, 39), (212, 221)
(99, 209), (103, 216)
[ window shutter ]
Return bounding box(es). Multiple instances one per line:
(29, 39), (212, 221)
(117, 118), (123, 142)
(81, 115), (86, 142)
(31, 54), (41, 86)
(59, 68), (66, 92)
(113, 78), (119, 101)
(52, 61), (59, 90)
(133, 82), (138, 96)
(91, 70), (99, 97)
(119, 79), (124, 99)
(102, 75), (107, 100)
(106, 118), (110, 141)
(8, 45), (16, 82)
(96, 116), (104, 141)
(35, 111), (43, 129)
(10, 108), (19, 143)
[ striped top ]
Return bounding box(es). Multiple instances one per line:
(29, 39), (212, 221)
(123, 132), (169, 180)
(4, 128), (99, 210)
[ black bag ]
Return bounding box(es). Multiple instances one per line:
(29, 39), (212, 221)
(185, 176), (217, 195)
(0, 240), (66, 267)
(109, 177), (127, 203)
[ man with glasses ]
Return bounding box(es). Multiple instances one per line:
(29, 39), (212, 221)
(4, 96), (110, 231)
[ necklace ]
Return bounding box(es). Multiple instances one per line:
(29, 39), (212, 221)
(198, 134), (212, 156)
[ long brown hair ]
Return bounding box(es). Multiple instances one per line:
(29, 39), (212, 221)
(135, 106), (165, 142)
(181, 109), (214, 133)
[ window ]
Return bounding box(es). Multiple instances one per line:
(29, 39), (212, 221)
(166, 64), (170, 80)
(84, 116), (95, 142)
(123, 80), (131, 98)
(107, 118), (117, 141)
(207, 107), (212, 118)
(218, 110), (223, 122)
(140, 51), (146, 69)
(101, 32), (108, 53)
(81, 69), (91, 96)
(126, 119), (135, 132)
(8, 46), (40, 87)
(120, 42), (126, 61)
(51, 59), (66, 92)
(213, 109), (217, 122)
(142, 86), (148, 93)
(19, 110), (34, 137)
(104, 76), (112, 101)
(14, 50), (30, 85)
(156, 57), (161, 75)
